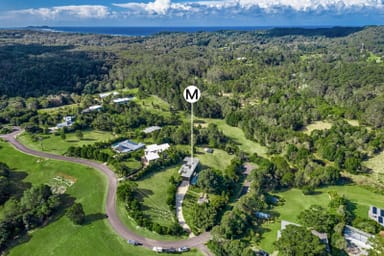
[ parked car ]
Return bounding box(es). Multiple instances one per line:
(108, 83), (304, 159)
(177, 246), (190, 252)
(164, 247), (177, 253)
(153, 246), (163, 253)
(127, 240), (142, 246)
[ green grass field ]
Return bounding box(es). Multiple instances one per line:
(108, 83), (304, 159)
(116, 165), (187, 241)
(136, 165), (179, 227)
(303, 120), (333, 135)
(364, 150), (384, 184)
(201, 118), (268, 158)
(135, 95), (172, 117)
(258, 185), (384, 252)
(0, 141), (200, 256)
(195, 147), (235, 171)
(17, 130), (116, 155)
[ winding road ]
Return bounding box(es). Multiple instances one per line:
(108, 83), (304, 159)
(0, 129), (212, 255)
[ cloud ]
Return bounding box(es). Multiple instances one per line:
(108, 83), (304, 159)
(114, 0), (384, 16)
(10, 5), (110, 20)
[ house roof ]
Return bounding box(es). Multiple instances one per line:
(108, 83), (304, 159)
(112, 140), (145, 153)
(145, 143), (170, 153)
(113, 97), (135, 104)
(179, 157), (199, 179)
(143, 126), (162, 134)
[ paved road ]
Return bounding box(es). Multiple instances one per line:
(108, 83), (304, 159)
(176, 180), (192, 233)
(0, 129), (211, 253)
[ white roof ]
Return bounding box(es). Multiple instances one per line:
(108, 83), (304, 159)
(89, 105), (102, 110)
(99, 91), (119, 98)
(145, 152), (160, 161)
(143, 126), (161, 134)
(113, 97), (135, 103)
(145, 143), (170, 153)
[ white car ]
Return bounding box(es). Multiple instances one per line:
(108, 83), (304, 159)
(152, 246), (163, 253)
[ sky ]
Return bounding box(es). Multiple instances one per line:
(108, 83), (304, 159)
(0, 0), (383, 27)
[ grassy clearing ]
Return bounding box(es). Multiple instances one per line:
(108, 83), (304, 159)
(17, 130), (115, 155)
(303, 121), (333, 135)
(38, 104), (78, 114)
(258, 185), (384, 253)
(135, 95), (172, 117)
(136, 166), (179, 227)
(195, 147), (235, 171)
(0, 141), (201, 255)
(364, 151), (384, 184)
(201, 118), (268, 158)
(116, 165), (186, 241)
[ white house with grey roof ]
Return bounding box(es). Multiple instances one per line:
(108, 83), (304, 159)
(179, 157), (200, 182)
(144, 143), (170, 162)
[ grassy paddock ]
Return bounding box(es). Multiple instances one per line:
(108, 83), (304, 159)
(195, 147), (235, 172)
(17, 130), (115, 155)
(303, 120), (333, 135)
(136, 166), (179, 227)
(258, 185), (384, 252)
(201, 118), (268, 158)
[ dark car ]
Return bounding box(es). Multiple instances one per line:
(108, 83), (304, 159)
(127, 240), (142, 246)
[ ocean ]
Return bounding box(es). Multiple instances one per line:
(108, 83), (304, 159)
(49, 26), (271, 36)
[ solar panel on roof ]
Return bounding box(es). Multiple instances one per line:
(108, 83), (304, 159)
(373, 207), (377, 214)
(378, 216), (383, 224)
(381, 209), (384, 216)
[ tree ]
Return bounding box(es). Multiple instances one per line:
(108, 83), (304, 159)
(197, 169), (224, 194)
(66, 203), (85, 225)
(369, 234), (384, 256)
(298, 205), (338, 233)
(275, 225), (327, 256)
(60, 129), (66, 140)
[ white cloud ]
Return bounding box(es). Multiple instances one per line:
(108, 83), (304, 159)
(10, 5), (110, 20)
(113, 0), (384, 16)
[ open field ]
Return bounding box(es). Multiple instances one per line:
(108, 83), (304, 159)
(38, 104), (78, 114)
(258, 185), (384, 252)
(303, 120), (333, 135)
(195, 147), (235, 171)
(136, 166), (179, 227)
(0, 141), (201, 255)
(201, 118), (268, 158)
(17, 130), (116, 155)
(136, 95), (172, 117)
(364, 150), (384, 184)
(116, 165), (186, 241)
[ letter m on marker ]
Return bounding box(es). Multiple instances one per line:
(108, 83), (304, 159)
(186, 88), (199, 100)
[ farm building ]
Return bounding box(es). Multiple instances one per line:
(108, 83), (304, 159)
(112, 97), (135, 104)
(99, 91), (119, 99)
(144, 143), (170, 162)
(82, 105), (102, 113)
(112, 140), (145, 154)
(178, 157), (200, 182)
(143, 126), (161, 134)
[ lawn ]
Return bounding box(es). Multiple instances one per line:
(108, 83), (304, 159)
(364, 150), (384, 184)
(135, 95), (172, 117)
(136, 165), (179, 227)
(17, 129), (116, 155)
(201, 118), (268, 158)
(116, 165), (187, 241)
(0, 141), (202, 256)
(195, 147), (235, 171)
(258, 185), (384, 253)
(303, 120), (333, 135)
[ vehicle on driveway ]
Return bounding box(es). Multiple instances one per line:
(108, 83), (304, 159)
(127, 240), (142, 246)
(177, 246), (190, 252)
